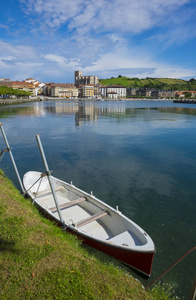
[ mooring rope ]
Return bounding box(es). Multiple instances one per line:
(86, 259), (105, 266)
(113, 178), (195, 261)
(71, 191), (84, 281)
(146, 246), (196, 289)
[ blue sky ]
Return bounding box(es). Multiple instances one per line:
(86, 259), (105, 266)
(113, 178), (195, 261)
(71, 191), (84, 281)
(0, 0), (196, 83)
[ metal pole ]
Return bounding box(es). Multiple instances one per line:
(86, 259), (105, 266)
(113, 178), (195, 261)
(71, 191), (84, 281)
(0, 123), (25, 194)
(190, 276), (196, 300)
(36, 134), (65, 226)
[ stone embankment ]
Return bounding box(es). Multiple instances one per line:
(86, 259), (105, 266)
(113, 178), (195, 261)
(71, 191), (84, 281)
(173, 99), (196, 104)
(0, 97), (41, 105)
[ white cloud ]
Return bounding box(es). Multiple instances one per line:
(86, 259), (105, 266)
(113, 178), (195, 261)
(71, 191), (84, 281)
(0, 35), (194, 83)
(20, 0), (83, 28)
(0, 40), (44, 80)
(44, 54), (81, 69)
(44, 54), (68, 65)
(81, 44), (196, 79)
(0, 55), (15, 62)
(149, 25), (196, 49)
(20, 0), (190, 34)
(1, 0), (196, 82)
(0, 41), (39, 62)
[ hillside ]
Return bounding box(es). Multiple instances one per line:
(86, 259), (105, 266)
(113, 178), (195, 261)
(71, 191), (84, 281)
(0, 170), (174, 299)
(99, 76), (196, 91)
(0, 85), (31, 98)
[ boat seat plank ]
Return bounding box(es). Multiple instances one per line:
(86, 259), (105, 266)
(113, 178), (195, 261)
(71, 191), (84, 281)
(34, 186), (64, 197)
(50, 197), (86, 213)
(76, 210), (109, 228)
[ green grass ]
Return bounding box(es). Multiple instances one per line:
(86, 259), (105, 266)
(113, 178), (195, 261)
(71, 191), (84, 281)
(100, 77), (196, 91)
(0, 170), (176, 299)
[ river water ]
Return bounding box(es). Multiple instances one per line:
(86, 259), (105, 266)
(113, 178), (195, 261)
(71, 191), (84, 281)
(0, 100), (195, 299)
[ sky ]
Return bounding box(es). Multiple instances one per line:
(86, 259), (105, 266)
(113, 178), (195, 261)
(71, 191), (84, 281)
(0, 0), (196, 83)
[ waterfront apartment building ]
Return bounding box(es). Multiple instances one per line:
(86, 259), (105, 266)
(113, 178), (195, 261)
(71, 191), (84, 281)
(100, 85), (127, 99)
(24, 78), (45, 96)
(12, 81), (35, 95)
(78, 84), (94, 98)
(50, 84), (78, 98)
(75, 71), (99, 86)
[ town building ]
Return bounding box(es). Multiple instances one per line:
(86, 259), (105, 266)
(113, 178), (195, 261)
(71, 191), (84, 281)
(100, 85), (127, 99)
(78, 85), (94, 98)
(24, 78), (45, 96)
(0, 78), (12, 87)
(11, 81), (35, 95)
(10, 79), (45, 96)
(75, 71), (99, 86)
(49, 83), (78, 98)
(146, 90), (175, 99)
(127, 88), (137, 96)
(175, 91), (196, 98)
(136, 88), (152, 97)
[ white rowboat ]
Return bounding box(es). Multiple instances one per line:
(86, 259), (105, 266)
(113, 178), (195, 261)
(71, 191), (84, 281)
(23, 171), (155, 277)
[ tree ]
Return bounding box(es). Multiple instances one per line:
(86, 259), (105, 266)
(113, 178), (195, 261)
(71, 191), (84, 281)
(184, 92), (192, 98)
(0, 86), (30, 98)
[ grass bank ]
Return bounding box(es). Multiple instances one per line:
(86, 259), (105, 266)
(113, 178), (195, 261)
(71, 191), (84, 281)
(0, 170), (175, 299)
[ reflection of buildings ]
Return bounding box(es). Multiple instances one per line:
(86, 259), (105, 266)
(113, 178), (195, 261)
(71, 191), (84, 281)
(75, 102), (97, 126)
(48, 101), (126, 126)
(4, 101), (196, 125)
(46, 101), (98, 126)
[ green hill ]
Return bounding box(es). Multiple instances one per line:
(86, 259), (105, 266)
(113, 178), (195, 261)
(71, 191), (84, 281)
(100, 76), (196, 91)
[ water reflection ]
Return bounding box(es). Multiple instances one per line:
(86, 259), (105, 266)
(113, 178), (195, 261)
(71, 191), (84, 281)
(0, 100), (196, 299)
(1, 100), (196, 126)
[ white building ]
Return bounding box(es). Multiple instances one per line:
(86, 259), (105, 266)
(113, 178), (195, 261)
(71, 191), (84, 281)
(100, 85), (126, 99)
(24, 78), (45, 96)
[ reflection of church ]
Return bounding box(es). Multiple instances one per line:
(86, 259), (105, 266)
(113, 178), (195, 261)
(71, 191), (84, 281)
(52, 100), (126, 126)
(75, 101), (97, 126)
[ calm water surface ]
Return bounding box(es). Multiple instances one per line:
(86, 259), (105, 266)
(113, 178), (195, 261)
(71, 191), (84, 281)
(0, 100), (195, 299)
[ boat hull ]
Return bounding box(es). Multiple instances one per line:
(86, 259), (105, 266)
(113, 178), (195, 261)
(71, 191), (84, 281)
(67, 226), (154, 277)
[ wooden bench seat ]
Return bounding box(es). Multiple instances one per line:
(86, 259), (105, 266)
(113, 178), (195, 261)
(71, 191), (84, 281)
(50, 197), (86, 213)
(75, 210), (109, 228)
(34, 186), (64, 197)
